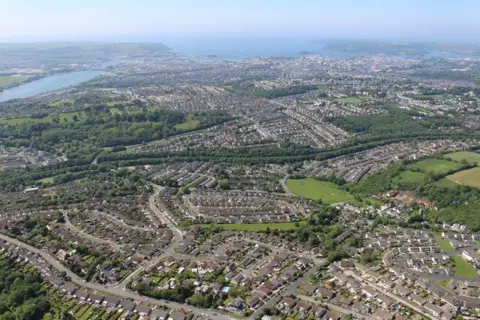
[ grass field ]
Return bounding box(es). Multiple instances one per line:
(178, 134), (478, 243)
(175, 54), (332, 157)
(393, 170), (429, 184)
(48, 99), (73, 108)
(445, 151), (480, 164)
(433, 178), (459, 188)
(38, 176), (55, 184)
(286, 178), (355, 204)
(452, 255), (478, 279)
(0, 75), (27, 87)
(407, 158), (463, 176)
(447, 167), (480, 188)
(0, 111), (86, 125)
(175, 114), (200, 130)
(363, 197), (384, 207)
(433, 232), (453, 252)
(199, 221), (307, 231)
(332, 96), (367, 104)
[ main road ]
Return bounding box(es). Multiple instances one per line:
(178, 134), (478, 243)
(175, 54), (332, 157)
(0, 186), (235, 319)
(0, 230), (227, 320)
(1, 184), (334, 320)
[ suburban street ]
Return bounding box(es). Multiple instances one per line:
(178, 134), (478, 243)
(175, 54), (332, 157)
(344, 270), (440, 320)
(298, 295), (374, 320)
(0, 187), (234, 319)
(62, 210), (124, 252)
(149, 184), (183, 240)
(0, 222), (228, 320)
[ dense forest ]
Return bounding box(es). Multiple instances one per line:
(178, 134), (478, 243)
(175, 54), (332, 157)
(0, 108), (232, 151)
(228, 84), (318, 99)
(328, 108), (461, 135)
(0, 256), (52, 320)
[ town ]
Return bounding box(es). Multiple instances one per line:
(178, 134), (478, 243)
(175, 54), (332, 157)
(1, 36), (480, 320)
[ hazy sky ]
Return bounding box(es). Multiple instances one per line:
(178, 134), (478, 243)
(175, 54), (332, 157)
(1, 0), (480, 41)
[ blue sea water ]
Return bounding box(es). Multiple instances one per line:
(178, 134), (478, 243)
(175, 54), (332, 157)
(162, 37), (357, 60)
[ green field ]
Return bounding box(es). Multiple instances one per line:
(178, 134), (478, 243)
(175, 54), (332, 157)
(445, 151), (480, 165)
(199, 221), (307, 231)
(393, 170), (429, 184)
(286, 178), (355, 204)
(363, 197), (384, 207)
(175, 114), (200, 130)
(407, 158), (463, 175)
(0, 111), (86, 125)
(332, 96), (367, 104)
(0, 75), (27, 87)
(433, 232), (453, 252)
(452, 255), (478, 279)
(434, 178), (459, 188)
(447, 167), (480, 188)
(38, 176), (55, 184)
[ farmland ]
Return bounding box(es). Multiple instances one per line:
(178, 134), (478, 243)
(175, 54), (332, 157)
(445, 151), (480, 165)
(393, 170), (429, 185)
(286, 178), (355, 204)
(433, 178), (459, 188)
(407, 158), (463, 176)
(447, 167), (480, 188)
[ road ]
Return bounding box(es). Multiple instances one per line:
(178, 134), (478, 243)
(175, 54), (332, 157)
(2, 184), (334, 320)
(344, 270), (440, 320)
(61, 211), (124, 252)
(91, 210), (154, 231)
(279, 176), (291, 196)
(250, 262), (324, 319)
(0, 233), (229, 320)
(298, 294), (375, 320)
(115, 186), (184, 290)
(149, 184), (183, 240)
(242, 238), (326, 265)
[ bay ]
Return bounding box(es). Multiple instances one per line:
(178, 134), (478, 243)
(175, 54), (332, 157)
(0, 70), (104, 102)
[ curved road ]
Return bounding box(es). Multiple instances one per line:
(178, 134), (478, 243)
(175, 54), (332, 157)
(114, 185), (183, 289)
(0, 234), (227, 320)
(279, 176), (293, 196)
(149, 184), (183, 240)
(61, 210), (124, 252)
(0, 187), (232, 319)
(1, 185), (337, 320)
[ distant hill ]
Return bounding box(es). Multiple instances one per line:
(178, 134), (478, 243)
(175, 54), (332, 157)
(0, 42), (170, 54)
(317, 39), (480, 56)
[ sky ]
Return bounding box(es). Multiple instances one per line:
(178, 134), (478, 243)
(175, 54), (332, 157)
(1, 0), (480, 42)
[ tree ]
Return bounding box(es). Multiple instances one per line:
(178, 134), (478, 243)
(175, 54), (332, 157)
(218, 179), (230, 190)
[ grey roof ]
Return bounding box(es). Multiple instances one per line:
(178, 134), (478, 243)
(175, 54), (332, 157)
(120, 299), (136, 311)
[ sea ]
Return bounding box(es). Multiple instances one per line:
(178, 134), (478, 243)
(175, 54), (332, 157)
(163, 37), (356, 60)
(0, 37), (474, 102)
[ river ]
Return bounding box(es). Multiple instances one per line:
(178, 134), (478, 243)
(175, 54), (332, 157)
(0, 70), (105, 102)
